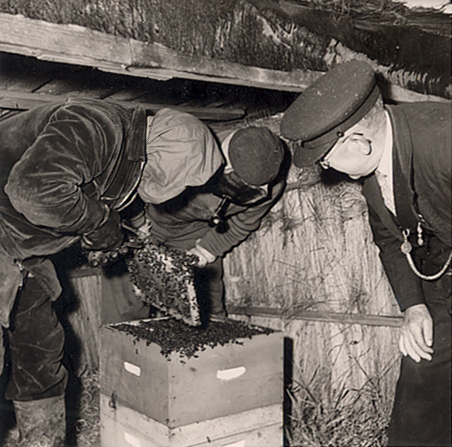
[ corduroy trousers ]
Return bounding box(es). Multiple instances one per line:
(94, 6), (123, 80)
(4, 276), (67, 402)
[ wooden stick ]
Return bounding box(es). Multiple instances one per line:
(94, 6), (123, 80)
(0, 89), (245, 120)
(228, 305), (403, 327)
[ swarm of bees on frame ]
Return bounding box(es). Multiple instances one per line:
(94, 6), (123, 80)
(127, 241), (201, 326)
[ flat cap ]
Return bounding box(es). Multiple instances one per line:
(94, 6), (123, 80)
(280, 61), (379, 167)
(229, 127), (284, 186)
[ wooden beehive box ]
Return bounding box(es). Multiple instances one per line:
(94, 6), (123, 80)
(100, 318), (283, 428)
(100, 394), (283, 447)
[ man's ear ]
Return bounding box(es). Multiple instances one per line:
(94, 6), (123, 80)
(348, 133), (372, 156)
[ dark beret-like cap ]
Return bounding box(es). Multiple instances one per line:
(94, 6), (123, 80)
(229, 127), (284, 186)
(280, 61), (380, 168)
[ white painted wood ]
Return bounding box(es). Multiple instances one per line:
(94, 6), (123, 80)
(101, 394), (283, 447)
(100, 324), (283, 427)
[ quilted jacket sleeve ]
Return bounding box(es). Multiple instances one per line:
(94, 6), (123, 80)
(4, 103), (117, 235)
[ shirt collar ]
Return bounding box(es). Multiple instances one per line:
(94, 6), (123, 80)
(221, 130), (238, 174)
(376, 110), (394, 178)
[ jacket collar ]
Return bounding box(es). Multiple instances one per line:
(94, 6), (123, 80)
(361, 104), (417, 241)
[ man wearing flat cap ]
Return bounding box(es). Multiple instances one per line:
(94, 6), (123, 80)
(281, 61), (451, 446)
(0, 98), (283, 445)
(0, 98), (231, 444)
(140, 109), (287, 321)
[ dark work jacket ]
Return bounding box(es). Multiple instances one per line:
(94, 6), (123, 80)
(146, 126), (287, 258)
(0, 98), (146, 326)
(146, 181), (286, 257)
(362, 102), (451, 311)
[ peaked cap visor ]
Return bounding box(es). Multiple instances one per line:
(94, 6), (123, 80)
(280, 61), (379, 168)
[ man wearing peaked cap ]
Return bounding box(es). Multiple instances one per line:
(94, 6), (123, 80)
(142, 111), (287, 321)
(281, 61), (451, 446)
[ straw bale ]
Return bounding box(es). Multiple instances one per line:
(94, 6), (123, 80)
(286, 319), (399, 398)
(224, 170), (399, 317)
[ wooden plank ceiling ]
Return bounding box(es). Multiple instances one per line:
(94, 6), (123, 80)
(0, 51), (299, 122)
(0, 0), (449, 122)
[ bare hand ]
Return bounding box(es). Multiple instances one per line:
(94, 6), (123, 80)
(132, 218), (152, 240)
(187, 242), (216, 268)
(399, 304), (434, 363)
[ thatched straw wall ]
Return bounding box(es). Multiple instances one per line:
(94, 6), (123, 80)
(225, 176), (398, 316)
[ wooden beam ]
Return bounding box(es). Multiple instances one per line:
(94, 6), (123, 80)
(228, 306), (403, 327)
(0, 12), (320, 93)
(0, 89), (246, 121)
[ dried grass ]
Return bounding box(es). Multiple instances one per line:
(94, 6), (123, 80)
(0, 368), (100, 447)
(286, 365), (391, 447)
(0, 0), (447, 36)
(68, 368), (100, 447)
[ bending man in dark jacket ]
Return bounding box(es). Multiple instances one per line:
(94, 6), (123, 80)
(280, 61), (451, 446)
(0, 99), (225, 446)
(137, 109), (287, 320)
